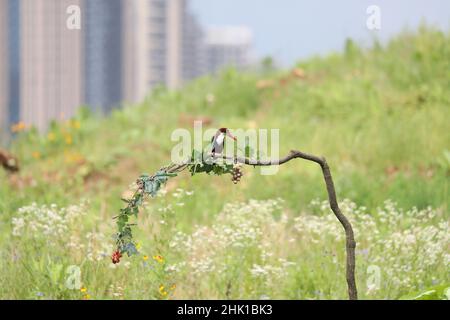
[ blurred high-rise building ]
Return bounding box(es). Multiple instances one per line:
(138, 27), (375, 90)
(19, 0), (84, 131)
(123, 0), (197, 104)
(0, 0), (21, 142)
(123, 0), (169, 103)
(7, 0), (20, 127)
(182, 8), (205, 81)
(122, 0), (149, 103)
(0, 0), (9, 141)
(166, 0), (184, 89)
(0, 0), (254, 136)
(204, 26), (253, 74)
(84, 0), (123, 113)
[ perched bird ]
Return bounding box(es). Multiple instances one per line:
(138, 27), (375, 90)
(211, 128), (237, 155)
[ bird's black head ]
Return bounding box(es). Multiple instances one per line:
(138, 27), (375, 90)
(217, 127), (237, 141)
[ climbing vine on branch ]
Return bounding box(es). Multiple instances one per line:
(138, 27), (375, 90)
(112, 151), (235, 260)
(112, 149), (358, 300)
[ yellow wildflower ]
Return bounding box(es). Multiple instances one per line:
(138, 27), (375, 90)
(80, 287), (87, 293)
(32, 151), (41, 159)
(159, 285), (168, 297)
(143, 255), (149, 261)
(135, 242), (142, 250)
(11, 121), (27, 133)
(83, 294), (91, 300)
(64, 151), (84, 164)
(153, 255), (164, 263)
(47, 132), (56, 141)
(72, 120), (81, 129)
(170, 284), (176, 291)
(65, 135), (73, 145)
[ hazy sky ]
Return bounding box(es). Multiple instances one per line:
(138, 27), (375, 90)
(190, 0), (450, 66)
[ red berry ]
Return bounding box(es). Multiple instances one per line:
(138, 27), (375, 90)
(111, 250), (122, 264)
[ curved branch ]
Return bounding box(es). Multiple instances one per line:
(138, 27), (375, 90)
(212, 150), (358, 300)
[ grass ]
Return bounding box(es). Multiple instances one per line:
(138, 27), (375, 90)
(0, 26), (448, 300)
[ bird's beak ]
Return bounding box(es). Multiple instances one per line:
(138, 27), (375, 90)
(227, 131), (237, 141)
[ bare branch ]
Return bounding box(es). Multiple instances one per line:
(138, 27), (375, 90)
(212, 150), (358, 300)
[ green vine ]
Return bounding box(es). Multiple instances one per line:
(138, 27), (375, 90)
(111, 150), (236, 263)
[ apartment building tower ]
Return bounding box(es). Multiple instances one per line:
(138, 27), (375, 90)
(19, 0), (84, 131)
(0, 0), (9, 140)
(0, 0), (249, 135)
(204, 26), (253, 74)
(84, 0), (123, 113)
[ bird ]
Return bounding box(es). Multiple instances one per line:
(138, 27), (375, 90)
(211, 128), (237, 155)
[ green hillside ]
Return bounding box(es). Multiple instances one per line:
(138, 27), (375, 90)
(0, 27), (448, 299)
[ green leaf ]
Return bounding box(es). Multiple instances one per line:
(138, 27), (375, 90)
(121, 242), (139, 257)
(48, 263), (64, 285)
(399, 284), (450, 300)
(117, 215), (129, 231)
(244, 136), (256, 158)
(191, 149), (203, 163)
